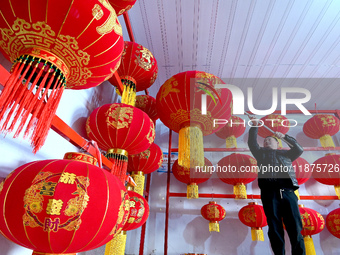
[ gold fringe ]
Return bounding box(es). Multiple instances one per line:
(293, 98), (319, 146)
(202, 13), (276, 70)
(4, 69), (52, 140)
(303, 235), (316, 255)
(334, 185), (340, 199)
(104, 231), (127, 255)
(295, 190), (300, 200)
(251, 228), (264, 241)
(121, 79), (136, 106)
(277, 138), (283, 148)
(131, 171), (145, 196)
(226, 135), (237, 148)
(187, 183), (198, 199)
(234, 183), (247, 199)
(178, 126), (204, 169)
(319, 134), (335, 148)
(209, 221), (220, 232)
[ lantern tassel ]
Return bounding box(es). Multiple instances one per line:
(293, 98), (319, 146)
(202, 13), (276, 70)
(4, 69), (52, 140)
(295, 189), (300, 200)
(303, 235), (316, 255)
(251, 227), (264, 241)
(187, 183), (199, 199)
(106, 148), (128, 183)
(209, 221), (220, 232)
(234, 183), (247, 199)
(319, 134), (335, 148)
(104, 231), (127, 255)
(226, 135), (237, 148)
(131, 171), (145, 196)
(334, 185), (340, 199)
(121, 76), (136, 106)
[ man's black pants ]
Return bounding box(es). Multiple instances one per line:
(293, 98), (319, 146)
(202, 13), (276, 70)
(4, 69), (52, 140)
(261, 188), (306, 255)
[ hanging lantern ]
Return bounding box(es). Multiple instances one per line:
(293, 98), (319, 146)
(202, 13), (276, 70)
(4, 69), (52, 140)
(172, 157), (212, 199)
(312, 154), (340, 199)
(109, 41), (158, 106)
(303, 114), (340, 148)
(127, 142), (163, 195)
(257, 114), (290, 148)
(0, 0), (124, 152)
(156, 71), (232, 170)
(326, 206), (340, 239)
(217, 153), (257, 199)
(108, 0), (137, 16)
(201, 201), (226, 232)
(215, 115), (246, 148)
(0, 154), (129, 254)
(135, 95), (159, 122)
(238, 202), (267, 241)
(86, 103), (155, 183)
(292, 157), (312, 199)
(299, 205), (325, 255)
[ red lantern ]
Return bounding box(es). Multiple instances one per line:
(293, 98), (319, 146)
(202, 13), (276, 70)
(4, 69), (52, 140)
(135, 95), (159, 122)
(326, 206), (340, 239)
(292, 157), (312, 199)
(312, 154), (340, 199)
(201, 201), (226, 232)
(0, 155), (128, 254)
(86, 103), (155, 182)
(156, 70), (232, 170)
(127, 143), (163, 195)
(217, 153), (257, 199)
(258, 114), (290, 148)
(299, 205), (325, 255)
(172, 157), (212, 199)
(303, 114), (340, 148)
(215, 115), (246, 148)
(238, 202), (267, 241)
(108, 0), (137, 16)
(0, 0), (124, 152)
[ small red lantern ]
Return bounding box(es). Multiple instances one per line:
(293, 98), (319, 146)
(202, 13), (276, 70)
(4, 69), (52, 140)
(293, 157), (312, 199)
(109, 0), (137, 16)
(201, 201), (226, 232)
(312, 154), (340, 199)
(326, 206), (340, 239)
(303, 114), (340, 148)
(214, 115), (246, 148)
(299, 205), (325, 255)
(238, 202), (267, 241)
(135, 95), (159, 122)
(172, 158), (212, 199)
(217, 153), (257, 199)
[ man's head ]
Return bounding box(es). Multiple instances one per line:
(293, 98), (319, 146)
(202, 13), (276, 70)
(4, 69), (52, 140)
(263, 136), (279, 149)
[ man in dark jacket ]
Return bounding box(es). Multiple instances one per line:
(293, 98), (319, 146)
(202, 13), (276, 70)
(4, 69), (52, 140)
(248, 120), (305, 255)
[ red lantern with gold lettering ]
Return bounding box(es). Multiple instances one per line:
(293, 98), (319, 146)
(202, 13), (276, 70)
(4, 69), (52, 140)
(215, 115), (246, 148)
(135, 95), (159, 122)
(303, 114), (340, 148)
(0, 155), (128, 254)
(201, 201), (226, 232)
(109, 0), (137, 16)
(326, 206), (340, 239)
(293, 157), (312, 199)
(0, 0), (124, 152)
(238, 202), (267, 241)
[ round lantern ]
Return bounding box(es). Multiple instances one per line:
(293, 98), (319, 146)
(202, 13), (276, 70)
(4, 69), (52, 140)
(303, 114), (340, 148)
(156, 70), (232, 170)
(109, 0), (137, 16)
(172, 157), (212, 199)
(217, 153), (258, 199)
(0, 154), (128, 254)
(86, 103), (155, 182)
(0, 0), (124, 152)
(127, 142), (163, 195)
(299, 205), (325, 255)
(258, 114), (290, 148)
(312, 154), (340, 199)
(238, 202), (267, 241)
(201, 201), (226, 232)
(293, 157), (312, 199)
(326, 206), (340, 239)
(135, 95), (159, 122)
(215, 115), (246, 148)
(109, 41), (158, 106)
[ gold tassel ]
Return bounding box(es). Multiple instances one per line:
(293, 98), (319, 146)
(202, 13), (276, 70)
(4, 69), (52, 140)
(251, 227), (264, 241)
(303, 235), (316, 255)
(131, 171), (145, 196)
(121, 76), (136, 106)
(226, 135), (237, 148)
(209, 221), (220, 232)
(234, 183), (247, 199)
(187, 183), (198, 199)
(295, 189), (300, 200)
(104, 231), (127, 255)
(334, 185), (340, 199)
(277, 138), (283, 149)
(178, 125), (204, 169)
(319, 134), (335, 148)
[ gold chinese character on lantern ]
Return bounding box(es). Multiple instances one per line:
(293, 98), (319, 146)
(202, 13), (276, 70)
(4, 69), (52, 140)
(60, 172), (77, 184)
(40, 182), (57, 196)
(46, 199), (64, 215)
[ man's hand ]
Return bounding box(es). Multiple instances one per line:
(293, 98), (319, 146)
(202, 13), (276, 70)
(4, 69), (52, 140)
(249, 115), (259, 126)
(274, 132), (285, 139)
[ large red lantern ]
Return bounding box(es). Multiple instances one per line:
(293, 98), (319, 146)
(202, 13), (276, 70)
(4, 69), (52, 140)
(156, 71), (232, 170)
(127, 142), (163, 195)
(303, 114), (340, 148)
(326, 206), (340, 239)
(312, 154), (340, 199)
(135, 95), (159, 122)
(293, 157), (312, 199)
(201, 201), (226, 232)
(0, 0), (124, 152)
(217, 153), (257, 199)
(0, 154), (128, 254)
(238, 202), (267, 241)
(214, 115), (246, 148)
(86, 103), (155, 182)
(172, 157), (212, 199)
(108, 0), (137, 16)
(299, 205), (325, 255)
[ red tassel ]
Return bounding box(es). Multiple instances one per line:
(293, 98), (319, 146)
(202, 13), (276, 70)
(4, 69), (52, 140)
(108, 155), (128, 183)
